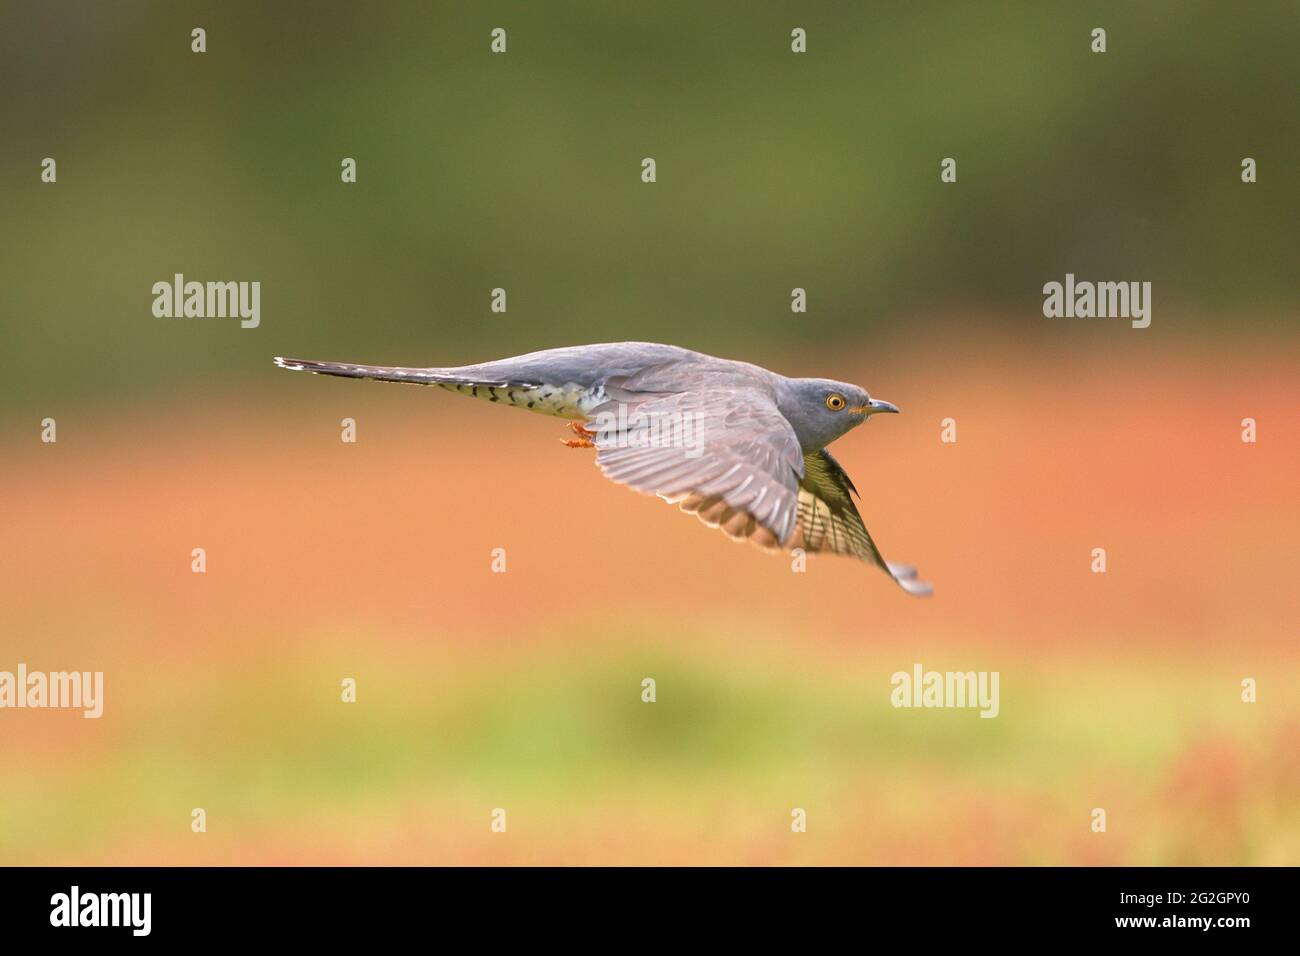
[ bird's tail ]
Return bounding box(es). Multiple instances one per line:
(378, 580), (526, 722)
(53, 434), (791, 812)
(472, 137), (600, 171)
(273, 356), (499, 387)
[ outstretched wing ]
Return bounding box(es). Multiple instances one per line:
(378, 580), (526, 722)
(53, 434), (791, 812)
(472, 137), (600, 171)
(794, 449), (932, 596)
(587, 386), (805, 547)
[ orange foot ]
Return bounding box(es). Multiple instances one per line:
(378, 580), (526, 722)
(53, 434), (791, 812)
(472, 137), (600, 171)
(561, 421), (596, 448)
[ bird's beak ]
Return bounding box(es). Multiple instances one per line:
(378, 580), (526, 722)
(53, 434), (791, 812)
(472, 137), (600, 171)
(851, 398), (900, 416)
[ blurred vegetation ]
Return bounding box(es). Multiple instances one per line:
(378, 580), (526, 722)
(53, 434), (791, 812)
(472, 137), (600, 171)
(1, 0), (1296, 411)
(5, 630), (1293, 864)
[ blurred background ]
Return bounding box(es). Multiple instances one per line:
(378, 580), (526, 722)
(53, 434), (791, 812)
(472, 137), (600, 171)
(0, 1), (1296, 864)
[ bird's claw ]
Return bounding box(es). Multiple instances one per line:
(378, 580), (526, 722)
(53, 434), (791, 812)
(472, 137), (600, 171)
(562, 421), (597, 447)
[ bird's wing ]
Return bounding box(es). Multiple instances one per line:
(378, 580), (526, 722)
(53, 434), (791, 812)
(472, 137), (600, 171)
(587, 386), (805, 547)
(794, 449), (933, 596)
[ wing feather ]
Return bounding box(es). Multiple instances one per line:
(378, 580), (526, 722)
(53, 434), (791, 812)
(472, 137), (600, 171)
(586, 385), (931, 595)
(793, 449), (932, 596)
(588, 386), (804, 546)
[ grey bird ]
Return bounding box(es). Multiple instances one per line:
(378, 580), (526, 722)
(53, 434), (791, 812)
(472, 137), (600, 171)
(274, 343), (931, 595)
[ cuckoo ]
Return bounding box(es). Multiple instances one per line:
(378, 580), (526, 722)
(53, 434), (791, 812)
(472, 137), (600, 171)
(274, 343), (931, 595)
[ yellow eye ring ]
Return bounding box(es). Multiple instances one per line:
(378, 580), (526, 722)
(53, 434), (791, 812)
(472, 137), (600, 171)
(826, 394), (846, 411)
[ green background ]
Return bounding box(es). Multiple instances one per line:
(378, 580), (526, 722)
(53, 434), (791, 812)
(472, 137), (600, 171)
(1, 0), (1295, 412)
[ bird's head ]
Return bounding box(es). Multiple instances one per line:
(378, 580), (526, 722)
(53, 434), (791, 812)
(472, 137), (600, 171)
(776, 377), (900, 452)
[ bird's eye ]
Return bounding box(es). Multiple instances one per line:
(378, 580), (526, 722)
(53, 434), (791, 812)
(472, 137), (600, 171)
(826, 394), (846, 411)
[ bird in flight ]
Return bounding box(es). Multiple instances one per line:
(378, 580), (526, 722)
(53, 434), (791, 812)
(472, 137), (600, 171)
(274, 342), (931, 595)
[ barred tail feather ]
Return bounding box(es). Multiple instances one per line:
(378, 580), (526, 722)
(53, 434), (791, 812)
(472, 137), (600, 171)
(273, 356), (501, 387)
